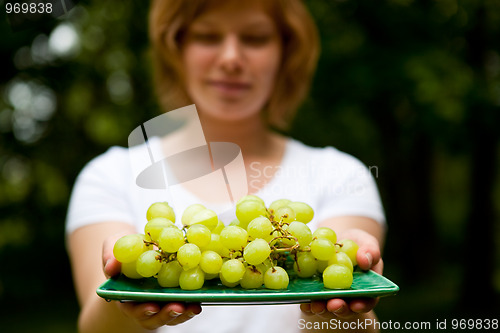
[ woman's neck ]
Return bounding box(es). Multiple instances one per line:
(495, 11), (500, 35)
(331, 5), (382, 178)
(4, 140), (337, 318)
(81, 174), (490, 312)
(196, 112), (280, 157)
(160, 110), (289, 199)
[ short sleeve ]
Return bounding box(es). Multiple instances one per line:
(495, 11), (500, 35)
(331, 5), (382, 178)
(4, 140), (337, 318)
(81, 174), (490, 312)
(65, 147), (135, 236)
(313, 148), (386, 227)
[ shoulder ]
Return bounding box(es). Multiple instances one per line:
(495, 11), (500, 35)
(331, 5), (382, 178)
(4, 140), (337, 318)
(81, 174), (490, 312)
(79, 145), (130, 181)
(285, 139), (385, 226)
(79, 137), (161, 182)
(87, 145), (129, 167)
(287, 139), (370, 174)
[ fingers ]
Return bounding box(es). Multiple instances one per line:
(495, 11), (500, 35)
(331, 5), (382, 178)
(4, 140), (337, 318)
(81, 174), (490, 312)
(300, 301), (330, 319)
(326, 298), (378, 318)
(300, 303), (312, 315)
(119, 302), (162, 321)
(300, 298), (379, 320)
(118, 302), (202, 329)
(300, 300), (348, 318)
(326, 299), (352, 318)
(102, 231), (132, 278)
(371, 258), (384, 275)
(166, 303), (202, 325)
(345, 298), (379, 314)
(103, 257), (121, 278)
(355, 235), (381, 272)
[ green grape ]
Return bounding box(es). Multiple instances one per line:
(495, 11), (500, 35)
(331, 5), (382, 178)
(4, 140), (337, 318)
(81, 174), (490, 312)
(236, 194), (265, 206)
(140, 234), (154, 250)
(338, 239), (359, 266)
(312, 227), (337, 244)
(179, 266), (205, 290)
(157, 260), (182, 287)
(274, 206), (296, 223)
(288, 201), (314, 223)
(199, 250), (223, 274)
(334, 243), (342, 253)
(219, 271), (239, 287)
(310, 238), (336, 261)
(264, 266), (289, 289)
(144, 217), (174, 241)
(323, 264), (353, 289)
(328, 252), (353, 272)
(228, 219), (243, 227)
(186, 224), (211, 248)
(243, 238), (271, 266)
(200, 233), (230, 257)
(147, 202), (176, 222)
(177, 243), (201, 270)
(219, 225), (248, 250)
(316, 260), (329, 273)
(190, 208), (219, 230)
(270, 224), (295, 247)
(240, 266), (264, 289)
(220, 258), (245, 283)
(121, 260), (142, 279)
(212, 219), (225, 234)
(235, 200), (268, 228)
(268, 199), (291, 213)
(247, 216), (274, 242)
(293, 252), (318, 278)
(257, 258), (273, 275)
(204, 272), (219, 280)
(181, 204), (206, 225)
(287, 221), (312, 247)
(136, 250), (162, 277)
(158, 227), (185, 253)
(113, 234), (147, 263)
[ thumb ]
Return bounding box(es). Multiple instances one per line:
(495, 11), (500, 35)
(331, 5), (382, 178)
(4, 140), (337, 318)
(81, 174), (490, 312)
(102, 232), (130, 278)
(356, 242), (381, 272)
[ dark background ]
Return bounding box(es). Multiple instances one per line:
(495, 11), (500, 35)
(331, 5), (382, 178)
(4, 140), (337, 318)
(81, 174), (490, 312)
(1, 0), (499, 332)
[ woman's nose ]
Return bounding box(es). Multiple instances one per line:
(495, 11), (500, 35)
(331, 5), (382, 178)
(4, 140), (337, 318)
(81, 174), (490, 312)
(218, 35), (243, 73)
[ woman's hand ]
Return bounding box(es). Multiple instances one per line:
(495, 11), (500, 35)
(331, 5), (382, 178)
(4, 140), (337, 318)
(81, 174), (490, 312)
(300, 227), (383, 319)
(102, 233), (202, 330)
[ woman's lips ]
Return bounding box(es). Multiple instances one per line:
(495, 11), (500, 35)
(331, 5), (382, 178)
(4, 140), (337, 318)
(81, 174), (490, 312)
(208, 80), (251, 97)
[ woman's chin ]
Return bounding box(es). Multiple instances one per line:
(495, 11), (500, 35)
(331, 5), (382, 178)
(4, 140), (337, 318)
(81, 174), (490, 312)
(197, 103), (261, 123)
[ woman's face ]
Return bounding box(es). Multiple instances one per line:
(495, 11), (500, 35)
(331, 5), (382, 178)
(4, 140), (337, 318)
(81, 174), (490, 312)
(181, 1), (282, 122)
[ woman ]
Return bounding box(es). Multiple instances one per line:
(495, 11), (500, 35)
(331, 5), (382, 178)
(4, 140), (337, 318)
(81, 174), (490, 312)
(66, 0), (385, 332)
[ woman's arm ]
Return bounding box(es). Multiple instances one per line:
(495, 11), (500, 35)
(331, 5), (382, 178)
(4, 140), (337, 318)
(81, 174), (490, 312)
(299, 216), (385, 333)
(68, 221), (201, 333)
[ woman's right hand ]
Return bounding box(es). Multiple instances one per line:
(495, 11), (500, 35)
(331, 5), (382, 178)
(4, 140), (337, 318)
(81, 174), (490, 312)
(102, 233), (202, 330)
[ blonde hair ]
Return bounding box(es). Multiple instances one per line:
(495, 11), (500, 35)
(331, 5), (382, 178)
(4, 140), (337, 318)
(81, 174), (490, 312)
(149, 0), (319, 130)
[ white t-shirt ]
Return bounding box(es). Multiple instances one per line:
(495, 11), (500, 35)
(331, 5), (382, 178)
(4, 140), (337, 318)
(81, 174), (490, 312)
(66, 137), (385, 333)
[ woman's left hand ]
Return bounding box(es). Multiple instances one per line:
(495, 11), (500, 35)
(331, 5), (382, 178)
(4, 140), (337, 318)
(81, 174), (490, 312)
(299, 228), (383, 318)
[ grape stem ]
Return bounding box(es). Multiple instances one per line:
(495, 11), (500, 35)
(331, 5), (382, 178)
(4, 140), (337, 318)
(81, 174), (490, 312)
(271, 244), (299, 253)
(269, 235), (300, 252)
(228, 249), (243, 260)
(157, 251), (176, 263)
(250, 265), (260, 273)
(143, 239), (159, 248)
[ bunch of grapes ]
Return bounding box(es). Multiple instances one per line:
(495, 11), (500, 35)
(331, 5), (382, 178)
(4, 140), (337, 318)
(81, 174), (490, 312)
(113, 195), (359, 291)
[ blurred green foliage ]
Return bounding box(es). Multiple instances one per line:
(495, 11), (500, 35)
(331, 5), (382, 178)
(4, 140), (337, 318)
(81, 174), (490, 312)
(0, 0), (499, 332)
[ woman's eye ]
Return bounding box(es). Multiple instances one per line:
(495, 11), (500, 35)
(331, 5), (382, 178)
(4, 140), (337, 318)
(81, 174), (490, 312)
(191, 32), (221, 44)
(241, 35), (271, 46)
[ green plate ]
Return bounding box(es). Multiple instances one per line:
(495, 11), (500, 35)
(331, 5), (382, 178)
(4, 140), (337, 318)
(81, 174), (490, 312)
(96, 270), (398, 305)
